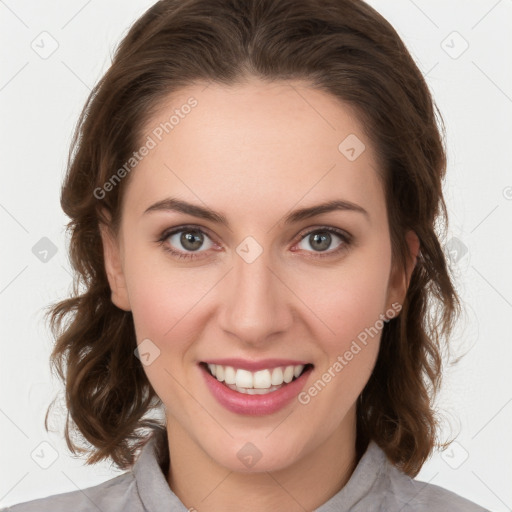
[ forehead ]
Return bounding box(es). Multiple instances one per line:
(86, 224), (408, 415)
(122, 79), (385, 226)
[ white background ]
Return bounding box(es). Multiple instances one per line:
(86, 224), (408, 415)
(1, 1), (511, 510)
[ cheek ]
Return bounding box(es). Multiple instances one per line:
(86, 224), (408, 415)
(121, 234), (193, 334)
(126, 269), (173, 340)
(295, 258), (391, 425)
(123, 249), (218, 359)
(123, 264), (206, 405)
(333, 269), (389, 339)
(298, 243), (391, 348)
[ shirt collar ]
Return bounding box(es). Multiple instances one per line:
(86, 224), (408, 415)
(315, 439), (387, 511)
(132, 428), (188, 512)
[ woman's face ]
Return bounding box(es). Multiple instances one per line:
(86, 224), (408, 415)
(101, 78), (417, 473)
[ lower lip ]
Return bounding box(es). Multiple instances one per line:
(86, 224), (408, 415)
(200, 363), (313, 416)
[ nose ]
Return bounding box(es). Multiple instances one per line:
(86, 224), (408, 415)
(217, 243), (294, 347)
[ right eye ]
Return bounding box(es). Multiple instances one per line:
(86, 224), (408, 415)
(157, 226), (217, 260)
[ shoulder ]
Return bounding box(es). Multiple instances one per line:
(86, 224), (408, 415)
(377, 460), (490, 511)
(399, 478), (490, 511)
(1, 471), (141, 512)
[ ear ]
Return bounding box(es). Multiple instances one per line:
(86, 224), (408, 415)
(385, 229), (420, 314)
(98, 215), (131, 312)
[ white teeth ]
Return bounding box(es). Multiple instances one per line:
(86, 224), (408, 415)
(225, 383), (284, 394)
(215, 364), (224, 382)
(293, 365), (303, 378)
(271, 367), (283, 385)
(206, 363), (306, 390)
(253, 369), (271, 389)
(224, 366), (236, 385)
(235, 369), (253, 388)
(283, 366), (294, 383)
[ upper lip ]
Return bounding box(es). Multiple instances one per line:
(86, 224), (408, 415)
(201, 358), (312, 372)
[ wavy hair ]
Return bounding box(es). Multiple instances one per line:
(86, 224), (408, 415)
(44, 0), (461, 477)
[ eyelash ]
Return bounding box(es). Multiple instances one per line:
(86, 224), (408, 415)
(156, 224), (352, 261)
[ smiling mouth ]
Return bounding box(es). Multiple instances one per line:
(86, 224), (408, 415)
(200, 362), (314, 395)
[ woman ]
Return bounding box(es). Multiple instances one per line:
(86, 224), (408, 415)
(5, 0), (490, 510)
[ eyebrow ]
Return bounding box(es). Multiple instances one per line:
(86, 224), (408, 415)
(143, 197), (369, 226)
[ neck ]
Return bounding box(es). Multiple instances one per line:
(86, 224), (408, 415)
(165, 406), (359, 512)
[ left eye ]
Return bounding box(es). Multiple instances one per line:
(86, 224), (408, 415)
(296, 229), (348, 254)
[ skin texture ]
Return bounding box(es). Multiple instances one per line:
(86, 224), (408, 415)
(100, 78), (419, 512)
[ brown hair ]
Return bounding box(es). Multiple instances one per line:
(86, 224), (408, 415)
(44, 0), (461, 477)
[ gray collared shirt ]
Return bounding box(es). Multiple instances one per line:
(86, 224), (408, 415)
(2, 434), (490, 511)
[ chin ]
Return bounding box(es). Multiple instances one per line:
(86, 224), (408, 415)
(204, 434), (307, 474)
